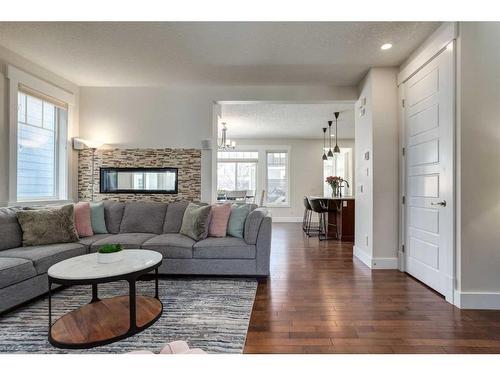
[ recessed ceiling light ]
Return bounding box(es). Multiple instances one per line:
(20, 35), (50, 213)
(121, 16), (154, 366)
(381, 43), (393, 50)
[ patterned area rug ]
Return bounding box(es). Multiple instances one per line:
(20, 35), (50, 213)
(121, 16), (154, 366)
(0, 278), (257, 354)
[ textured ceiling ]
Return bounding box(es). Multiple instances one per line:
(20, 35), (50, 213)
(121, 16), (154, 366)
(221, 102), (355, 139)
(0, 22), (439, 86)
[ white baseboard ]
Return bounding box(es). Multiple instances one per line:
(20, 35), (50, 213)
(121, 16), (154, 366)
(453, 291), (500, 310)
(353, 246), (372, 267)
(273, 216), (316, 223)
(371, 257), (399, 269)
(353, 246), (398, 269)
(272, 217), (301, 223)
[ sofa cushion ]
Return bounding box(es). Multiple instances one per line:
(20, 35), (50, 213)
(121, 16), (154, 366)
(208, 203), (232, 237)
(90, 233), (156, 253)
(180, 203), (212, 241)
(0, 243), (86, 274)
(193, 237), (256, 259)
(74, 202), (94, 237)
(78, 234), (113, 250)
(120, 202), (168, 234)
(104, 201), (125, 234)
(142, 234), (194, 259)
(227, 204), (252, 239)
(0, 207), (23, 251)
(90, 202), (108, 234)
(244, 207), (268, 245)
(16, 205), (79, 246)
(0, 257), (37, 288)
(163, 201), (189, 233)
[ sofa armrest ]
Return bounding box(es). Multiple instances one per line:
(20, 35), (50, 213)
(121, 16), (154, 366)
(244, 207), (269, 245)
(255, 215), (272, 276)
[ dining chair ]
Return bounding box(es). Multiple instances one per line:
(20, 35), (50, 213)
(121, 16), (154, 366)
(226, 190), (247, 202)
(258, 190), (266, 207)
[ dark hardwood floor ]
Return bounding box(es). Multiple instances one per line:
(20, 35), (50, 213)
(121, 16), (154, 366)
(244, 223), (500, 354)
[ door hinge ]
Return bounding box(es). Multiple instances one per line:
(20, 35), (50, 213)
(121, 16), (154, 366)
(402, 99), (405, 108)
(401, 244), (405, 253)
(402, 147), (405, 156)
(402, 196), (406, 205)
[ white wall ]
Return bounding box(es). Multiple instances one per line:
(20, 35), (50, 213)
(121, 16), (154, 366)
(79, 85), (358, 202)
(372, 68), (399, 262)
(354, 68), (399, 268)
(354, 73), (374, 261)
(232, 138), (355, 220)
(0, 45), (80, 206)
(458, 22), (500, 294)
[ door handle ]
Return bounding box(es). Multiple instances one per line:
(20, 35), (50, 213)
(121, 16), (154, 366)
(431, 200), (447, 207)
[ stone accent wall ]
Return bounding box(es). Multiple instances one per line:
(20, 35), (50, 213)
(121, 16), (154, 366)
(78, 148), (201, 203)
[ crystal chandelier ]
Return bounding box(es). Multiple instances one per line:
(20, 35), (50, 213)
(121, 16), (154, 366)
(218, 122), (236, 150)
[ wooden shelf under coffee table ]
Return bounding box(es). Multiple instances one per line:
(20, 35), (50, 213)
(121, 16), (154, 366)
(47, 249), (163, 349)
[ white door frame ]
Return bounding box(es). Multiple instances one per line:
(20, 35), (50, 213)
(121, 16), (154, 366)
(398, 23), (458, 305)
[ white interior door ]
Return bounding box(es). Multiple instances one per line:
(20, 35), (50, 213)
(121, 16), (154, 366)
(403, 43), (454, 301)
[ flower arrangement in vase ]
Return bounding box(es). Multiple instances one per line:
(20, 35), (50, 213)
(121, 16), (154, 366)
(325, 176), (349, 198)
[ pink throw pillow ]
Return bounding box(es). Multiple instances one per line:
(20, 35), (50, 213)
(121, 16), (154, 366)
(74, 202), (94, 237)
(208, 203), (232, 237)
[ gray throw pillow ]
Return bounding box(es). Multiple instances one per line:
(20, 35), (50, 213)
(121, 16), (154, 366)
(16, 204), (79, 246)
(180, 203), (212, 241)
(227, 204), (252, 238)
(90, 202), (108, 234)
(0, 207), (23, 250)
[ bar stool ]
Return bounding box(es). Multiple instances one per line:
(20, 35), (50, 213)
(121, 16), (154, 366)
(328, 200), (341, 240)
(309, 198), (339, 241)
(302, 197), (310, 233)
(309, 199), (327, 240)
(302, 197), (319, 236)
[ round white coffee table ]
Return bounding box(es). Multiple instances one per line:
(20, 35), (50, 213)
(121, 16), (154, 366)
(47, 249), (163, 349)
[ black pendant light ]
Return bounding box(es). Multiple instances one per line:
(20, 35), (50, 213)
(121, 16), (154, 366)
(333, 112), (341, 154)
(327, 121), (334, 157)
(322, 127), (328, 160)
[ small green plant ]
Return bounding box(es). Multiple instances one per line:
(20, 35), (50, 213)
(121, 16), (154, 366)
(98, 244), (123, 254)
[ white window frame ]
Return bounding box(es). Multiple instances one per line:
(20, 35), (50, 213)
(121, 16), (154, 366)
(213, 144), (291, 207)
(217, 151), (259, 192)
(265, 149), (290, 208)
(323, 147), (354, 197)
(7, 66), (75, 206)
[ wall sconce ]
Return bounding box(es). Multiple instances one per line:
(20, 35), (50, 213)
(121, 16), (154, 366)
(72, 138), (105, 201)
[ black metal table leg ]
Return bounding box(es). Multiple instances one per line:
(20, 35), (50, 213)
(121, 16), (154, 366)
(129, 278), (137, 331)
(91, 283), (100, 303)
(155, 268), (159, 299)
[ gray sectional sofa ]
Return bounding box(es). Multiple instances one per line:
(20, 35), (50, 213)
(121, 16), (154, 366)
(0, 201), (272, 313)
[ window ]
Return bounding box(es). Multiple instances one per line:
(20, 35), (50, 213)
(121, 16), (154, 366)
(323, 148), (353, 197)
(16, 91), (68, 201)
(266, 151), (289, 206)
(217, 151), (258, 193)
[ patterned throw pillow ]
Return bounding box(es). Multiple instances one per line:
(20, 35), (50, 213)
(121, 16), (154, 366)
(180, 203), (212, 241)
(227, 204), (252, 238)
(74, 202), (94, 237)
(90, 201), (108, 234)
(16, 204), (79, 246)
(208, 203), (232, 237)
